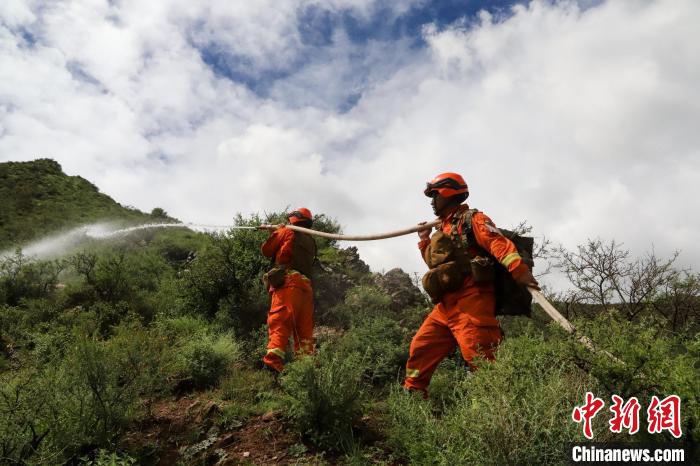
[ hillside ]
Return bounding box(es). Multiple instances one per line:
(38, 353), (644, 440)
(0, 161), (697, 465)
(0, 159), (164, 250)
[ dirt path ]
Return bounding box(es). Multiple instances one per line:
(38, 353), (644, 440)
(122, 395), (320, 465)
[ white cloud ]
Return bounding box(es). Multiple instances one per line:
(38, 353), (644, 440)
(0, 0), (37, 28)
(1, 0), (699, 290)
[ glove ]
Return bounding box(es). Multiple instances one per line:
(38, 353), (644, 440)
(417, 222), (431, 241)
(514, 268), (540, 290)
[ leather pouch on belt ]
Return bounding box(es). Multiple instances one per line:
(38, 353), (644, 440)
(263, 266), (286, 289)
(470, 255), (495, 283)
(422, 261), (466, 303)
(423, 231), (455, 268)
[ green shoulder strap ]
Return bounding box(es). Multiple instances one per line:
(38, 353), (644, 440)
(450, 208), (480, 249)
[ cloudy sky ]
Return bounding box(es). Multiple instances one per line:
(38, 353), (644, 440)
(1, 0), (699, 286)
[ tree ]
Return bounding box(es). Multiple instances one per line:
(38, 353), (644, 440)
(555, 239), (698, 331)
(150, 207), (168, 219)
(0, 250), (63, 306)
(653, 271), (700, 332)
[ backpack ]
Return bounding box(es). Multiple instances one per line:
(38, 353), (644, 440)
(459, 209), (534, 317)
(262, 230), (317, 289)
(289, 231), (317, 279)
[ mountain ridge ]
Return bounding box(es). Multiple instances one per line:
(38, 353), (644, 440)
(0, 158), (167, 249)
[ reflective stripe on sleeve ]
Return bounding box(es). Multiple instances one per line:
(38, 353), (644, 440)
(501, 252), (521, 268)
(286, 270), (310, 281)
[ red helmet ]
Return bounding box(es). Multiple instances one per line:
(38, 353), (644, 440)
(424, 172), (469, 198)
(288, 207), (312, 224)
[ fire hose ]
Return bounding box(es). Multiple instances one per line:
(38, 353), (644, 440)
(258, 220), (442, 241)
(268, 224), (573, 331)
(97, 220), (616, 360)
(269, 221), (617, 361)
(529, 287), (620, 362)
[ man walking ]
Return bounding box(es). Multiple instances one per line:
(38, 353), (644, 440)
(260, 208), (317, 372)
(404, 172), (539, 395)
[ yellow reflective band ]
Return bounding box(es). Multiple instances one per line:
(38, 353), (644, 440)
(501, 253), (521, 268)
(286, 270), (310, 281)
(406, 368), (420, 378)
(267, 348), (285, 359)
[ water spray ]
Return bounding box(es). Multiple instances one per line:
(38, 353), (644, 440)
(82, 222), (258, 239)
(84, 220), (442, 241)
(2, 219), (588, 353)
(1, 219), (439, 262)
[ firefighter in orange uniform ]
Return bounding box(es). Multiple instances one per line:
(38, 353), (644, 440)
(260, 208), (317, 372)
(404, 173), (539, 395)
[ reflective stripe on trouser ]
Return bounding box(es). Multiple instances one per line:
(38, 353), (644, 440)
(266, 348), (285, 359)
(404, 288), (501, 394)
(262, 273), (314, 372)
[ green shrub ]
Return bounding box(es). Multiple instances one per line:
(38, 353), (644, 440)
(238, 324), (269, 366)
(281, 346), (367, 451)
(0, 304), (29, 350)
(154, 314), (209, 341)
(217, 368), (280, 428)
(0, 321), (172, 464)
(147, 275), (183, 316)
(66, 249), (171, 323)
(49, 334), (141, 450)
(80, 449), (137, 465)
(337, 317), (410, 387)
(88, 301), (131, 336)
(0, 369), (55, 464)
(187, 345), (228, 388)
(109, 320), (175, 402)
(387, 332), (598, 465)
(178, 229), (269, 334)
(0, 251), (63, 307)
(220, 367), (276, 404)
(388, 315), (700, 464)
(343, 285), (393, 325)
(20, 297), (65, 327)
(30, 324), (74, 364)
(178, 333), (240, 389)
(153, 316), (241, 389)
(420, 355), (468, 412)
(0, 338), (136, 463)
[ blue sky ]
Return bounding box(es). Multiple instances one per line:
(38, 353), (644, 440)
(197, 1), (528, 105)
(316, 0), (523, 44)
(1, 0), (699, 286)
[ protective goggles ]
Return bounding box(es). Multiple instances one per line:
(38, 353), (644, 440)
(288, 211), (310, 221)
(424, 178), (468, 197)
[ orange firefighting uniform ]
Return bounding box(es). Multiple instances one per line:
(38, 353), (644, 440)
(404, 204), (531, 394)
(261, 226), (315, 372)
